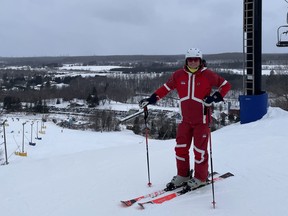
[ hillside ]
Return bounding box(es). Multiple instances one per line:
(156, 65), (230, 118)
(0, 106), (287, 216)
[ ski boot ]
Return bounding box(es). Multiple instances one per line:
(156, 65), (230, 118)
(165, 175), (190, 191)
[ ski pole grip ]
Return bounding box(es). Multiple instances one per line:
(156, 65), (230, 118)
(204, 106), (208, 115)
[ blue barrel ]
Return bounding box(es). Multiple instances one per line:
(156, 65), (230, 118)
(239, 92), (268, 124)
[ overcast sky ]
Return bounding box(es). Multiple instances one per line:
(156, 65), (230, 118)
(0, 0), (287, 57)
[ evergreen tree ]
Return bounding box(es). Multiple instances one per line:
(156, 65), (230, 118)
(3, 96), (22, 111)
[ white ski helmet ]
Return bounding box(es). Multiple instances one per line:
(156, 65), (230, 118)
(185, 48), (203, 60)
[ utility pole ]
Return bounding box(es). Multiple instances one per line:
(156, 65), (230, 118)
(15, 122), (28, 157)
(2, 120), (8, 165)
(29, 121), (36, 146)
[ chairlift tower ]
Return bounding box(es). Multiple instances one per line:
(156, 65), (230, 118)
(243, 0), (262, 95)
(239, 0), (268, 124)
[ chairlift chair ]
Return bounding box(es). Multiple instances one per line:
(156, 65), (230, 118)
(276, 25), (288, 47)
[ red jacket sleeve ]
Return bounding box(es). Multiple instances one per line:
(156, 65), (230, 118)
(154, 73), (177, 100)
(218, 80), (231, 98)
(203, 69), (231, 98)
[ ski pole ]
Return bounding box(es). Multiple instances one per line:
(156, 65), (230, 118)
(144, 106), (152, 187)
(119, 109), (144, 123)
(207, 107), (216, 208)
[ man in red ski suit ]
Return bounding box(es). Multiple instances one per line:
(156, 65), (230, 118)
(139, 48), (231, 189)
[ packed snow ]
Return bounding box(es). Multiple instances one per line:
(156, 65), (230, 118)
(0, 106), (287, 216)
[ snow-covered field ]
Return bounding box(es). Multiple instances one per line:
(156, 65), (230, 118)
(55, 65), (127, 77)
(219, 65), (288, 75)
(58, 65), (125, 72)
(0, 106), (288, 216)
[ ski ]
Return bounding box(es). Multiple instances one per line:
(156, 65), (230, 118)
(121, 189), (168, 207)
(138, 172), (234, 209)
(120, 171), (218, 207)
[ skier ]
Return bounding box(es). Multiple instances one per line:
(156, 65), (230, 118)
(139, 48), (231, 189)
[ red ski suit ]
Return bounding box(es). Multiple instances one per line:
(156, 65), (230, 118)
(154, 66), (231, 181)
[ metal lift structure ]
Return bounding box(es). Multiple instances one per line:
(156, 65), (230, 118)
(239, 0), (268, 124)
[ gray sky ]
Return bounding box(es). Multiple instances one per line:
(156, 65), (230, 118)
(0, 0), (287, 57)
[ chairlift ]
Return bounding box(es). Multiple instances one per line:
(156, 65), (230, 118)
(276, 25), (288, 47)
(277, 1), (288, 47)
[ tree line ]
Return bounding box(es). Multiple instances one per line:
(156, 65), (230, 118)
(1, 66), (288, 111)
(1, 58), (288, 137)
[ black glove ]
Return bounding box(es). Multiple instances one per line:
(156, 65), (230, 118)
(139, 93), (158, 108)
(203, 91), (223, 106)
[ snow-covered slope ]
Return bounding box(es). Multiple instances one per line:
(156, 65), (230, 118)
(0, 107), (287, 216)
